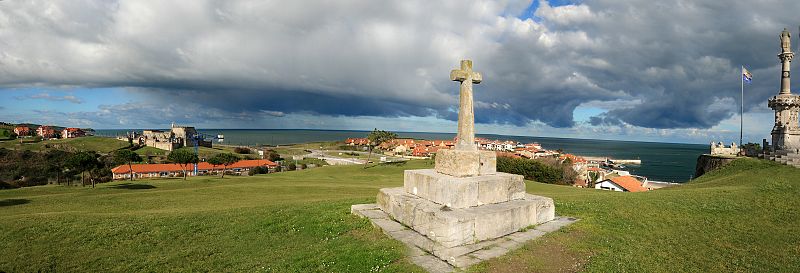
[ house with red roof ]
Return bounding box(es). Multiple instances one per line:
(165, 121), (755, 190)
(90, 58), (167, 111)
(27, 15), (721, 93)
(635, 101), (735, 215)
(36, 126), (57, 138)
(61, 128), (86, 139)
(13, 126), (31, 136)
(411, 146), (443, 157)
(345, 138), (370, 146)
(111, 159), (279, 180)
(594, 176), (648, 192)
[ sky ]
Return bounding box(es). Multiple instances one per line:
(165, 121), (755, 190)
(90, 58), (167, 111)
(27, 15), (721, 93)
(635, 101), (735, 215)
(0, 0), (798, 144)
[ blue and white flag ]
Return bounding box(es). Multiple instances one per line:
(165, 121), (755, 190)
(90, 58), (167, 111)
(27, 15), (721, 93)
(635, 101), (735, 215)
(742, 66), (753, 84)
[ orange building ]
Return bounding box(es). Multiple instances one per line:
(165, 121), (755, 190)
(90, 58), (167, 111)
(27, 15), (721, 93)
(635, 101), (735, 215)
(111, 159), (279, 180)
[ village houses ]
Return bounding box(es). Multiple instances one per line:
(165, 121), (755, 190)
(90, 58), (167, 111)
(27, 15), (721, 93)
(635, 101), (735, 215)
(111, 159), (279, 180)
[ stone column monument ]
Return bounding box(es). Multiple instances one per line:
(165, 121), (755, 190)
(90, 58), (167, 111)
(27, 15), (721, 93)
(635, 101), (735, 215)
(769, 28), (800, 153)
(353, 60), (563, 270)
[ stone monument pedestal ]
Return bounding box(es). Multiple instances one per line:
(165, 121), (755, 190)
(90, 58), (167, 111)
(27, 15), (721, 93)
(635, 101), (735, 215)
(352, 151), (558, 269)
(351, 60), (568, 271)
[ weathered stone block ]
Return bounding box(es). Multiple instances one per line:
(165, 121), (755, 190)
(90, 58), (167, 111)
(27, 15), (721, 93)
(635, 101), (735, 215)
(403, 169), (525, 208)
(377, 187), (555, 248)
(435, 149), (496, 177)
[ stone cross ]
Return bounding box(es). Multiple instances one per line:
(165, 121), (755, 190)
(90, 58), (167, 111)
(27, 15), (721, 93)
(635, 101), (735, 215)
(450, 60), (482, 151)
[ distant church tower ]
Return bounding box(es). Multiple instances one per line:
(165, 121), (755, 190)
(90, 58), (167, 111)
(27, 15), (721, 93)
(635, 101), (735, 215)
(768, 28), (800, 152)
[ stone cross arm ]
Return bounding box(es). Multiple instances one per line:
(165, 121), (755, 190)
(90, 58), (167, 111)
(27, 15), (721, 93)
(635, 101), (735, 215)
(450, 60), (482, 84)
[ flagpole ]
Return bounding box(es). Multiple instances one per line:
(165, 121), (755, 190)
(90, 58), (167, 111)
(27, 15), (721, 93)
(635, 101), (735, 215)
(740, 65), (744, 148)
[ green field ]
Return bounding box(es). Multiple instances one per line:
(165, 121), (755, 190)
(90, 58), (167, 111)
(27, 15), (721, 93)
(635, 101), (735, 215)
(0, 136), (130, 153)
(270, 147), (311, 157)
(173, 146), (239, 158)
(133, 145), (169, 156)
(0, 158), (798, 272)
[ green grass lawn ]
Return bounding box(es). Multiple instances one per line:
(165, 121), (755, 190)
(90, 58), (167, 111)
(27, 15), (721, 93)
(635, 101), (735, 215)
(1, 158), (798, 272)
(269, 147), (310, 156)
(0, 136), (130, 153)
(174, 146), (253, 159)
(285, 141), (343, 151)
(133, 145), (169, 156)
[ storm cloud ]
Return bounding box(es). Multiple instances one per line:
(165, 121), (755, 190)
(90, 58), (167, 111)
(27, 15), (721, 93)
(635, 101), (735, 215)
(0, 0), (798, 130)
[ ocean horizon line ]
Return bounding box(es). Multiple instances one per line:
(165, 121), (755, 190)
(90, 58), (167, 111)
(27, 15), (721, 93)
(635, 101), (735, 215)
(93, 128), (710, 146)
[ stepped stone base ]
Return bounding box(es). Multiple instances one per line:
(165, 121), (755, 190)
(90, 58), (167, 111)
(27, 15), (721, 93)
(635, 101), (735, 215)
(762, 150), (800, 168)
(377, 187), (555, 248)
(403, 169), (525, 209)
(352, 204), (576, 272)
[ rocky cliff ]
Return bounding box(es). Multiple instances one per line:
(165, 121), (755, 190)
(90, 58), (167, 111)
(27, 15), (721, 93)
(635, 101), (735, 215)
(694, 154), (738, 178)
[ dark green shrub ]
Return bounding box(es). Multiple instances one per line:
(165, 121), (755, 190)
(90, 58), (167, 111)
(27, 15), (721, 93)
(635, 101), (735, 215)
(497, 156), (571, 185)
(234, 147), (251, 154)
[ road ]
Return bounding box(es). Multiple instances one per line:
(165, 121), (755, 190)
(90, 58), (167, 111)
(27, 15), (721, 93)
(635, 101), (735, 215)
(306, 149), (410, 165)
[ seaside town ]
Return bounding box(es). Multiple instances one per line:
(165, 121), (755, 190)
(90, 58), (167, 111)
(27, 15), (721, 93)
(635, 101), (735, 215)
(3, 120), (665, 193)
(345, 136), (664, 191)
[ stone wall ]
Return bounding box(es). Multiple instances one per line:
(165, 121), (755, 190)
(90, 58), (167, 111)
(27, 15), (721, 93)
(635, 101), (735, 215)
(710, 142), (739, 156)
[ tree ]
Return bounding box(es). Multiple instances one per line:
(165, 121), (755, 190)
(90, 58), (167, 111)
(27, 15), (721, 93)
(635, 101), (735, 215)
(66, 151), (101, 188)
(113, 150), (142, 181)
(365, 129), (398, 168)
(267, 150), (282, 162)
(207, 153), (240, 178)
(167, 149), (199, 180)
(588, 171), (600, 188)
(44, 150), (69, 184)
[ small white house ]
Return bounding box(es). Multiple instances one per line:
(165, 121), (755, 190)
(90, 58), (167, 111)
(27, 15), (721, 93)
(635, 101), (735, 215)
(595, 176), (647, 192)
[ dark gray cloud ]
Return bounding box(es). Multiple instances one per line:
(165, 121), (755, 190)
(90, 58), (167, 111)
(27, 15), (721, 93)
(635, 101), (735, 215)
(0, 0), (798, 130)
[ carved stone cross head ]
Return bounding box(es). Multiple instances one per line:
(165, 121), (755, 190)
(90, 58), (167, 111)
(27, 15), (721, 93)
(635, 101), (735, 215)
(450, 60), (482, 84)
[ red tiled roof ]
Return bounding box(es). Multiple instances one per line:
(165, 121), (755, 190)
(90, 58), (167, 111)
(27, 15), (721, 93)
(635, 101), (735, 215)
(607, 176), (647, 192)
(112, 159), (278, 174)
(496, 152), (521, 158)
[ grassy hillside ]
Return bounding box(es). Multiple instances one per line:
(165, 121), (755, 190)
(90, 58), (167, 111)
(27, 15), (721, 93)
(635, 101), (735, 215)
(471, 158), (800, 272)
(0, 136), (130, 153)
(0, 158), (798, 272)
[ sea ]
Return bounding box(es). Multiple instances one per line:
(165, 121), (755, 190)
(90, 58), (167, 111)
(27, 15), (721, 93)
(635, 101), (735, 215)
(95, 129), (707, 183)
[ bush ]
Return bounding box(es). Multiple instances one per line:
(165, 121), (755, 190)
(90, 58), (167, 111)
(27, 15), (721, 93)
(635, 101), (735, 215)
(300, 163), (308, 169)
(287, 163), (297, 171)
(337, 145), (360, 151)
(496, 156), (575, 185)
(234, 147), (251, 154)
(296, 158), (328, 166)
(248, 166), (269, 176)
